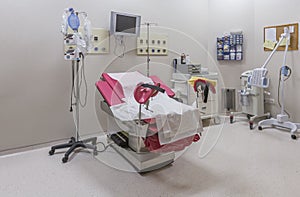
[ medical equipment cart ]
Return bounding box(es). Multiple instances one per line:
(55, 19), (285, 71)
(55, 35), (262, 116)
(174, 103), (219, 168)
(230, 70), (270, 129)
(172, 70), (220, 124)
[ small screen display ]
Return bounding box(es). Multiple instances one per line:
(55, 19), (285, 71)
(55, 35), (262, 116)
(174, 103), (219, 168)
(115, 14), (136, 34)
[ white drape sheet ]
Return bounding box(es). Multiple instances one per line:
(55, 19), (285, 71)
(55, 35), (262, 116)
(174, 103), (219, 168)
(108, 72), (203, 145)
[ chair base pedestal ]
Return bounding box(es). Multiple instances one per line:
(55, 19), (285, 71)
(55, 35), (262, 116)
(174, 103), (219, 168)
(108, 137), (175, 173)
(49, 137), (97, 163)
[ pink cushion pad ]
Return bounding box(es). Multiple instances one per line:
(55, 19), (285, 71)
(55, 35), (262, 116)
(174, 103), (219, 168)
(144, 134), (195, 153)
(102, 73), (125, 100)
(95, 81), (123, 106)
(149, 75), (175, 97)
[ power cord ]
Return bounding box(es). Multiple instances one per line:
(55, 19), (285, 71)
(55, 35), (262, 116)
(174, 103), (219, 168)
(95, 141), (114, 153)
(69, 62), (75, 112)
(277, 65), (292, 117)
(113, 35), (126, 58)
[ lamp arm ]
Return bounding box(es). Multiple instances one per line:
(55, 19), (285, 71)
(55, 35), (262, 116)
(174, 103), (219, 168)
(261, 31), (288, 69)
(282, 29), (290, 68)
(248, 28), (290, 88)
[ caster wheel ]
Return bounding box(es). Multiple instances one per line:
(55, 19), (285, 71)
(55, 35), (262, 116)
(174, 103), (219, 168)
(49, 149), (55, 156)
(247, 114), (252, 120)
(69, 137), (76, 143)
(62, 157), (68, 163)
(291, 135), (297, 140)
(249, 123), (253, 130)
(258, 126), (263, 130)
(93, 150), (98, 156)
(230, 116), (233, 124)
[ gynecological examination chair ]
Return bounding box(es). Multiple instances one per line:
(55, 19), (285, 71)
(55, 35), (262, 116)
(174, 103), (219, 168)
(96, 71), (202, 172)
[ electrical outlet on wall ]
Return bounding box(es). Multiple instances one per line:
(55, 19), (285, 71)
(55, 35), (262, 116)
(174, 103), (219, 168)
(88, 28), (109, 54)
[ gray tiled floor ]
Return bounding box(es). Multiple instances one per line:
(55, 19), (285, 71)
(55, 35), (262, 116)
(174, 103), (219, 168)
(1, 120), (300, 197)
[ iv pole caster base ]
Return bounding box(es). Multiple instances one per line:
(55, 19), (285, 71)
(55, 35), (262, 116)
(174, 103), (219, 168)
(249, 122), (254, 130)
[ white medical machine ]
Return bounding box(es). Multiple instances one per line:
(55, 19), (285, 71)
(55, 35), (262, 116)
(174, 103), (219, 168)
(248, 27), (300, 139)
(230, 70), (270, 129)
(49, 8), (97, 163)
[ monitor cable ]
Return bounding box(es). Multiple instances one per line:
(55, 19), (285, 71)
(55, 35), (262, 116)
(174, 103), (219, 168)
(113, 35), (126, 58)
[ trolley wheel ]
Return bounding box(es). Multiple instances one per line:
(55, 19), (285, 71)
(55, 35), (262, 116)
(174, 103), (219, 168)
(49, 149), (55, 156)
(214, 116), (221, 125)
(62, 156), (68, 163)
(258, 126), (263, 130)
(249, 122), (253, 130)
(291, 135), (297, 140)
(230, 116), (233, 124)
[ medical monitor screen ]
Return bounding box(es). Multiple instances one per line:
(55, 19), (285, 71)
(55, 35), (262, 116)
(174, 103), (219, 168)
(116, 15), (136, 34)
(110, 11), (141, 36)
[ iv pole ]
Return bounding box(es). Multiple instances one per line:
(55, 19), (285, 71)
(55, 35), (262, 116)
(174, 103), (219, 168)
(49, 8), (97, 163)
(142, 22), (157, 77)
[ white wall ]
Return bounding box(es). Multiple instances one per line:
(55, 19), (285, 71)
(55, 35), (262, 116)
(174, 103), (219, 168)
(207, 0), (255, 90)
(0, 1), (74, 151)
(0, 0), (209, 151)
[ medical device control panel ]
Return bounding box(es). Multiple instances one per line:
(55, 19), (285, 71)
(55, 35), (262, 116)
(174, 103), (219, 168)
(217, 32), (243, 61)
(136, 33), (168, 56)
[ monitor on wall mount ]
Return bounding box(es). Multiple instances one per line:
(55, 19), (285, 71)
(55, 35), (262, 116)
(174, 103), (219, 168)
(110, 11), (141, 36)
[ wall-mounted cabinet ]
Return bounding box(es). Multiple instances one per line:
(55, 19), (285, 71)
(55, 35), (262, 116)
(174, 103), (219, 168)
(217, 32), (243, 61)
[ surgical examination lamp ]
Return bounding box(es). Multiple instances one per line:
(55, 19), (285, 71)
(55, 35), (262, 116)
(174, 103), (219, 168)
(248, 27), (300, 139)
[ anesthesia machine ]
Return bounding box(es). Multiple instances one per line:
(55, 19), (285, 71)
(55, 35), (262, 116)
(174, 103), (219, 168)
(230, 70), (270, 129)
